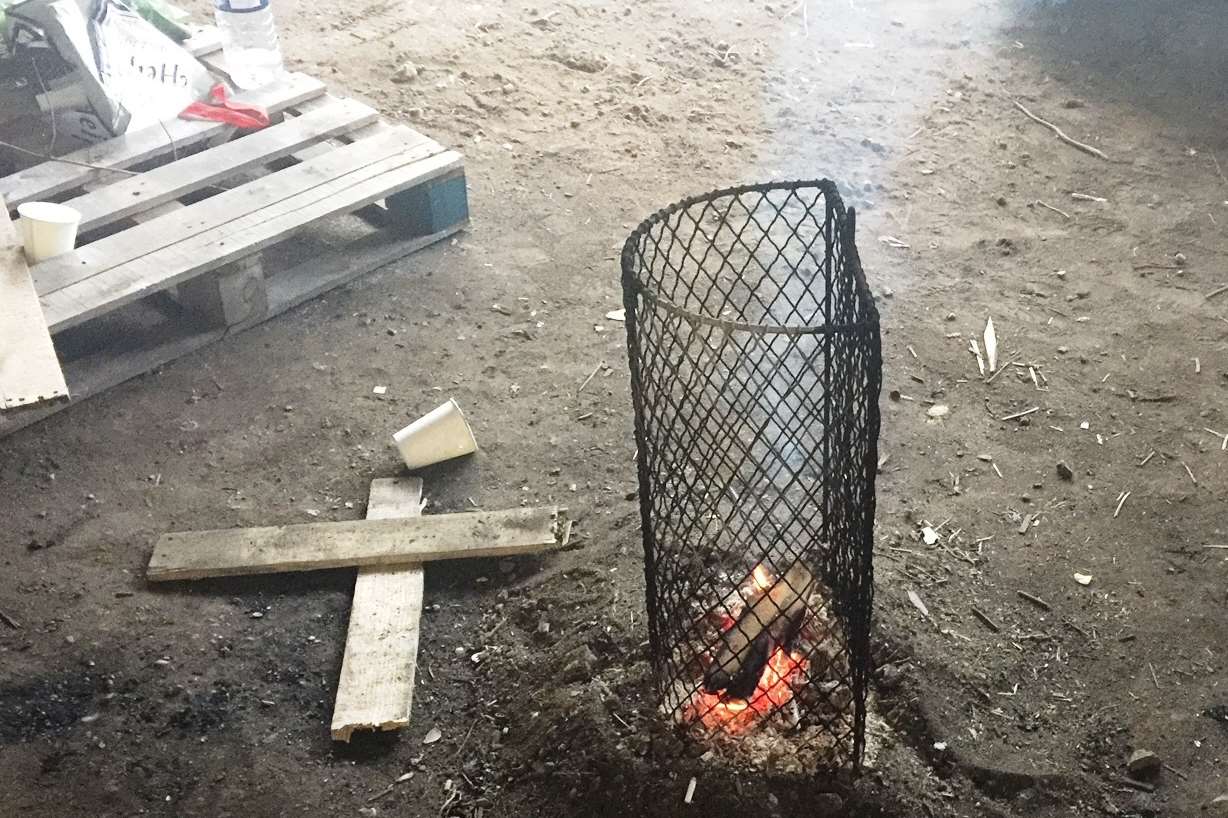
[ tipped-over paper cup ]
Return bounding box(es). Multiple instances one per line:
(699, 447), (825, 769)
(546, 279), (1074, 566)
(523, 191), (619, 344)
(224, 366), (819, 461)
(393, 399), (478, 469)
(17, 201), (81, 263)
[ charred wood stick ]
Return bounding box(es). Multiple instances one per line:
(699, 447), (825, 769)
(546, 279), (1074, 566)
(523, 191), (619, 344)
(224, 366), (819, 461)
(704, 561), (815, 698)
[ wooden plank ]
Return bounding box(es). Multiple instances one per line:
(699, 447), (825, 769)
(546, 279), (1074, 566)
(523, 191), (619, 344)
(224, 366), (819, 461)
(67, 98), (380, 232)
(0, 73), (326, 209)
(0, 197), (68, 410)
(331, 477), (426, 742)
(147, 506), (570, 582)
(34, 126), (437, 297)
(42, 145), (463, 332)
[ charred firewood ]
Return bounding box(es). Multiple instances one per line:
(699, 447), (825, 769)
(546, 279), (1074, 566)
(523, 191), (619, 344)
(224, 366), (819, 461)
(703, 560), (815, 698)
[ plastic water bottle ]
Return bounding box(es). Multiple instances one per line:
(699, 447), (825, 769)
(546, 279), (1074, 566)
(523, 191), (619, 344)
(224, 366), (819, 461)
(214, 0), (285, 90)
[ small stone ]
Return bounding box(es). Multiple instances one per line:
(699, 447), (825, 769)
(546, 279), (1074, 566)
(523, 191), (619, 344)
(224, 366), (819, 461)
(1127, 748), (1161, 777)
(392, 61), (419, 83)
(1174, 252), (1187, 265)
(877, 662), (905, 691)
(1207, 794), (1228, 814)
(926, 404), (950, 418)
(813, 793), (844, 814)
(1056, 461), (1074, 481)
(996, 196), (1007, 206)
(561, 645), (598, 683)
(423, 726), (442, 745)
(1073, 573), (1093, 586)
(945, 312), (956, 321)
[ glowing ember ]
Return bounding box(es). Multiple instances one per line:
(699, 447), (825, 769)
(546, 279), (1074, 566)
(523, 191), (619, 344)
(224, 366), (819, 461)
(751, 563), (773, 592)
(691, 646), (809, 734)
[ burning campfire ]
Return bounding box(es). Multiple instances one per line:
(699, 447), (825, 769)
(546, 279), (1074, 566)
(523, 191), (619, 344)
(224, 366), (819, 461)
(671, 559), (857, 771)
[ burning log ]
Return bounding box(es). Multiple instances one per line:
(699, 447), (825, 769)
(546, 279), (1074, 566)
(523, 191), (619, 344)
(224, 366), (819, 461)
(703, 560), (816, 699)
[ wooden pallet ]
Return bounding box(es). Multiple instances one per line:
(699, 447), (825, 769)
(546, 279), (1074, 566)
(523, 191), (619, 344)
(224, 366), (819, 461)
(0, 66), (468, 436)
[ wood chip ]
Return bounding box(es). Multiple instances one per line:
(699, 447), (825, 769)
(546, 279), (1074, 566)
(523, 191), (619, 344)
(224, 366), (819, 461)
(970, 338), (985, 376)
(1035, 199), (1072, 219)
(999, 406), (1039, 422)
(907, 589), (930, 618)
(1017, 590), (1052, 611)
(983, 317), (998, 373)
(970, 606), (1001, 633)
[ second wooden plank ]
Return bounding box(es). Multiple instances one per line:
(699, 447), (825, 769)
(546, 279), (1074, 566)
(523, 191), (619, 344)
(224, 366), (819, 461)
(331, 477), (425, 742)
(147, 506), (568, 581)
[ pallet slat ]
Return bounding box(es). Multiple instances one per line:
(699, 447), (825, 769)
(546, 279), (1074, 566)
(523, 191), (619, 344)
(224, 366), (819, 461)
(0, 198), (68, 409)
(67, 97), (380, 233)
(42, 143), (462, 331)
(0, 73), (326, 209)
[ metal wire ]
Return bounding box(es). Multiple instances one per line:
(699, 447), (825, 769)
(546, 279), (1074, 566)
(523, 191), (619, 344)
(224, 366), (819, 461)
(621, 180), (881, 771)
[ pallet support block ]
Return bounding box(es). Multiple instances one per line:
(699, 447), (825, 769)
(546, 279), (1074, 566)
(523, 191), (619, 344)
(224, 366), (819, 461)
(385, 168), (469, 236)
(175, 254), (268, 329)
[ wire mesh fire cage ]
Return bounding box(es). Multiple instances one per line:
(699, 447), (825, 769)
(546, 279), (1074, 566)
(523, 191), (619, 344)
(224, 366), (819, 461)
(620, 181), (882, 773)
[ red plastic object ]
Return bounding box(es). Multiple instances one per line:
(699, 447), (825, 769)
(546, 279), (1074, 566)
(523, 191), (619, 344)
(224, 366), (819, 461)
(180, 83), (271, 129)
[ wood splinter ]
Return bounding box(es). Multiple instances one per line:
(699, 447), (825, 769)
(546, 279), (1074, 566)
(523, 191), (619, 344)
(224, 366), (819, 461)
(1012, 99), (1109, 160)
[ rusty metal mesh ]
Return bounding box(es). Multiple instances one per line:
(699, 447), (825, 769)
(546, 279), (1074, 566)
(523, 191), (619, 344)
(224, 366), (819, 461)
(620, 181), (881, 771)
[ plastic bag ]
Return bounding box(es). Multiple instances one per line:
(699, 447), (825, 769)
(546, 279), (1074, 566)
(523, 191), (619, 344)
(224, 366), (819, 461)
(4, 0), (211, 141)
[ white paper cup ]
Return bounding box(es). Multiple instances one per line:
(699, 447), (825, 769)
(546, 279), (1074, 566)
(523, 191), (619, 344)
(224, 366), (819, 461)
(17, 201), (81, 263)
(393, 399), (478, 469)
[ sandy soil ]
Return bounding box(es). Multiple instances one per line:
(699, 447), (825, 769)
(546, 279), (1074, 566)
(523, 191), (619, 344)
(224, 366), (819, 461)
(2, 0), (1227, 816)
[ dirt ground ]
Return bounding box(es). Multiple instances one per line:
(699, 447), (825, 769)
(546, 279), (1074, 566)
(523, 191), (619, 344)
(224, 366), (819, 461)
(2, 0), (1227, 816)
